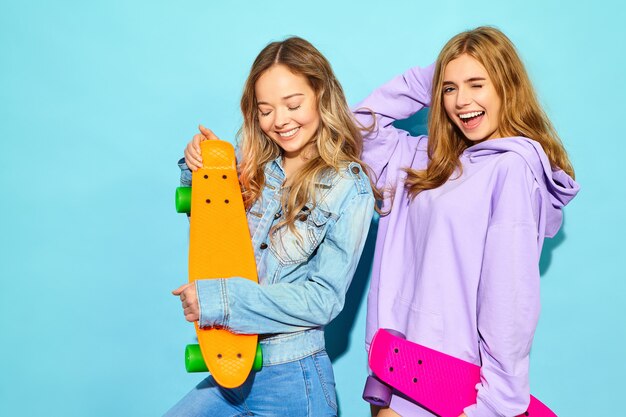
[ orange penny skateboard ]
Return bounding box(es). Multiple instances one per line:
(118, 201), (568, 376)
(175, 140), (262, 388)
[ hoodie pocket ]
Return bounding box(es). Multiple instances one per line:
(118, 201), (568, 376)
(393, 298), (444, 350)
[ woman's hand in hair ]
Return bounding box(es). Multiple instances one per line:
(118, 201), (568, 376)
(184, 125), (220, 171)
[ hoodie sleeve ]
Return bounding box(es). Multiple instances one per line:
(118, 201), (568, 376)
(352, 64), (434, 187)
(464, 154), (543, 417)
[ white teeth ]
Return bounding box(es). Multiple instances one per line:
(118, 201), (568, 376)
(279, 127), (299, 137)
(459, 111), (484, 119)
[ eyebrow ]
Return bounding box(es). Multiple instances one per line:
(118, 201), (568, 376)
(443, 77), (487, 85)
(257, 93), (304, 105)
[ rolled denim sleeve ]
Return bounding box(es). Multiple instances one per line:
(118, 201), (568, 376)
(196, 191), (375, 334)
(352, 64), (434, 187)
(178, 157), (192, 187)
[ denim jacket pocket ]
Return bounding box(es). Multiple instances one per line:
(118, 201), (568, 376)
(270, 207), (333, 265)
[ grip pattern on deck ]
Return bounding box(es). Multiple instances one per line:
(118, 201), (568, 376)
(188, 140), (258, 389)
(369, 329), (556, 417)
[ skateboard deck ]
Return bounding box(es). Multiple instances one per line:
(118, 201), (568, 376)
(178, 140), (259, 389)
(367, 329), (557, 417)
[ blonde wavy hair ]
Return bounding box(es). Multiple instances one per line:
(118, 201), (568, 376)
(238, 36), (380, 233)
(405, 26), (575, 197)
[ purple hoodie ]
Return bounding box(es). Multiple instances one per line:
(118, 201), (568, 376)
(354, 65), (579, 417)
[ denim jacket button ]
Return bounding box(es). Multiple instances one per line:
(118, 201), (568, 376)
(274, 212), (281, 219)
(260, 242), (268, 250)
(298, 214), (308, 222)
(351, 166), (360, 174)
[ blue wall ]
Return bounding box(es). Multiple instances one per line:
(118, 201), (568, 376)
(1, 1), (623, 415)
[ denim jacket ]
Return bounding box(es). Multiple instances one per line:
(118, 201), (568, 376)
(178, 155), (375, 365)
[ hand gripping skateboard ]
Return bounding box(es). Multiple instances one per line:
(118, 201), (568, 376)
(363, 329), (557, 417)
(175, 140), (262, 389)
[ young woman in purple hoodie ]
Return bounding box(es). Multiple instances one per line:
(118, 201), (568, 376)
(354, 26), (579, 417)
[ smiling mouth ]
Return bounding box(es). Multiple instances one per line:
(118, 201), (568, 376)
(459, 111), (484, 128)
(278, 127), (300, 138)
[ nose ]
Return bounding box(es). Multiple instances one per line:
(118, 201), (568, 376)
(273, 108), (290, 129)
(456, 86), (472, 108)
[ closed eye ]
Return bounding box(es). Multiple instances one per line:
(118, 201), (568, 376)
(288, 105), (301, 111)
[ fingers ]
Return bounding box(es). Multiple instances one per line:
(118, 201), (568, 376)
(192, 133), (203, 156)
(184, 133), (205, 171)
(184, 146), (202, 172)
(184, 125), (221, 171)
(199, 125), (220, 141)
(183, 308), (199, 322)
(182, 302), (199, 322)
(173, 282), (199, 322)
(172, 284), (188, 295)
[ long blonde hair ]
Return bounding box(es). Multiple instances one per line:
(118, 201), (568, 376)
(238, 36), (379, 232)
(405, 26), (575, 198)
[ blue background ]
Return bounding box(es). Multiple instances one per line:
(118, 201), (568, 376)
(1, 1), (624, 415)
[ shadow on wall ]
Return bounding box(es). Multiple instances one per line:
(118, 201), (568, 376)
(325, 217), (378, 362)
(540, 216), (567, 276)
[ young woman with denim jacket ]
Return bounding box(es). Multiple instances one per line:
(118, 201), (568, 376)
(164, 37), (377, 417)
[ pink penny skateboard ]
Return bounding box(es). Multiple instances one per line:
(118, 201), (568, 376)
(364, 329), (557, 417)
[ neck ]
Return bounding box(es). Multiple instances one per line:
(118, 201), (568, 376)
(282, 155), (307, 184)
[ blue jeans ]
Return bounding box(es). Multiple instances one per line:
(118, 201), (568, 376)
(163, 350), (337, 417)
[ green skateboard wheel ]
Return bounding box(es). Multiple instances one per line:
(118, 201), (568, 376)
(175, 187), (192, 214)
(185, 343), (262, 374)
(252, 343), (263, 372)
(185, 344), (207, 372)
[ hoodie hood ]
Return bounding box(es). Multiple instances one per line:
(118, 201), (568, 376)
(464, 136), (580, 237)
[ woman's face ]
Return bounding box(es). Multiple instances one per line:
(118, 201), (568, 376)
(255, 64), (320, 161)
(442, 54), (502, 142)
